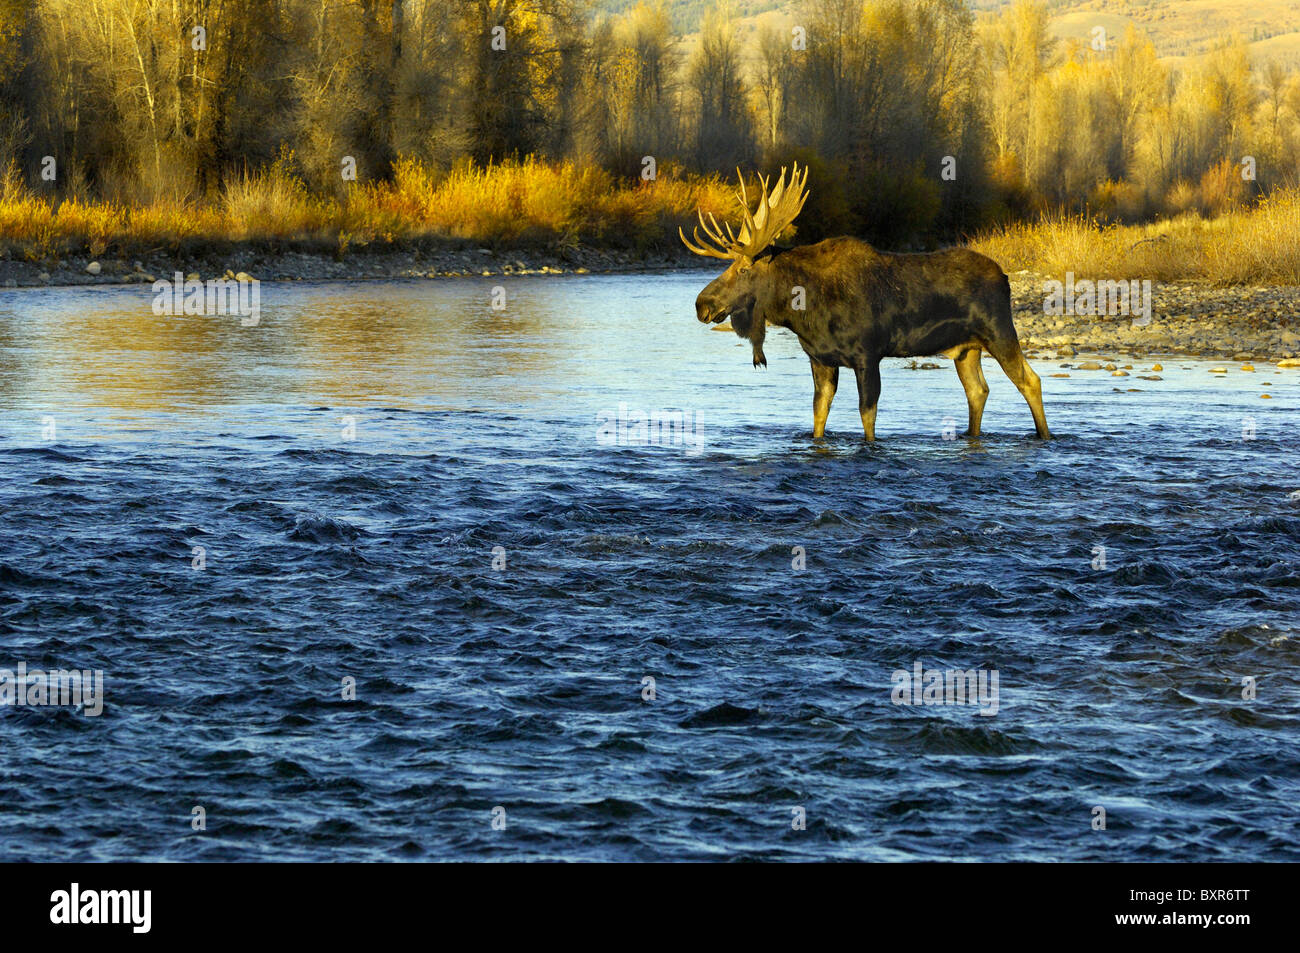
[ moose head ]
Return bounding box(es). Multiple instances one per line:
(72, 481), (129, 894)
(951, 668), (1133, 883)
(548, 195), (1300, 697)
(679, 165), (810, 367)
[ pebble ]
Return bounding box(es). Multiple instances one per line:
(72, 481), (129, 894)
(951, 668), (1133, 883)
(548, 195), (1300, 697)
(85, 261), (101, 275)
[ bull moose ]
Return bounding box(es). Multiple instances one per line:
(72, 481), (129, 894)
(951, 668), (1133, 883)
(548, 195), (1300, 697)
(681, 164), (1050, 441)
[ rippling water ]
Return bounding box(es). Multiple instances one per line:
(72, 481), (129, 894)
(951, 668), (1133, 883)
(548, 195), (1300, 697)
(1, 274), (1297, 861)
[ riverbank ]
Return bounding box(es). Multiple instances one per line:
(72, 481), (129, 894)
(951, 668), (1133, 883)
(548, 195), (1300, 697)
(0, 242), (698, 288)
(1009, 272), (1300, 362)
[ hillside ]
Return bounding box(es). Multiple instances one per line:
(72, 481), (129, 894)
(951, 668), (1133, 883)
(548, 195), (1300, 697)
(592, 0), (1300, 67)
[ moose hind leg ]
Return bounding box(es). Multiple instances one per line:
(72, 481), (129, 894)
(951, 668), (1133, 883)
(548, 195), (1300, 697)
(854, 361), (881, 441)
(988, 340), (1051, 439)
(954, 347), (989, 437)
(811, 360), (839, 438)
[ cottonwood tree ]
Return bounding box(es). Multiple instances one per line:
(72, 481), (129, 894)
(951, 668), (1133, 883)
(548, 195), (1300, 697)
(460, 0), (588, 163)
(687, 6), (752, 171)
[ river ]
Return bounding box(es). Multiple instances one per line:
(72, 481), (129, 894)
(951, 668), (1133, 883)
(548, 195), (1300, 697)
(1, 274), (1297, 860)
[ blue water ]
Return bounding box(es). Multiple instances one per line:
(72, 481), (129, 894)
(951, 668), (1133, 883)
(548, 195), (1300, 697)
(1, 275), (1297, 861)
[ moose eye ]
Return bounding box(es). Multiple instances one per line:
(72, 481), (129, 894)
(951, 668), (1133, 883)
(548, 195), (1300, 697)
(738, 264), (751, 275)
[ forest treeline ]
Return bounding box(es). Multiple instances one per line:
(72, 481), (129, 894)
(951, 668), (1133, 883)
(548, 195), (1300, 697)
(1, 0), (1298, 247)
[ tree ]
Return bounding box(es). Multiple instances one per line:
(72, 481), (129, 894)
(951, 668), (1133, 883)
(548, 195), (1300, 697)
(687, 5), (752, 170)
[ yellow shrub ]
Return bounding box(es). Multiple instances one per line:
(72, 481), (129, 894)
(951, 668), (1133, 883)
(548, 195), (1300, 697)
(971, 187), (1300, 285)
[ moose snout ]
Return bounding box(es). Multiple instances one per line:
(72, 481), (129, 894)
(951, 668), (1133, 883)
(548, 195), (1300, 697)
(695, 294), (726, 324)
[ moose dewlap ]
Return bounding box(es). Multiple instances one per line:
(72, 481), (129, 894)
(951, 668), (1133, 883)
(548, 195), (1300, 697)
(682, 164), (1050, 441)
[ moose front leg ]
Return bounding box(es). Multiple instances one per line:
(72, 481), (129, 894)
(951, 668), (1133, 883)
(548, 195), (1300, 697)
(811, 360), (838, 438)
(854, 361), (881, 441)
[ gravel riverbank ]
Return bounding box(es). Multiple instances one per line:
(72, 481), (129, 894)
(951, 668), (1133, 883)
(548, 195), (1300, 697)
(0, 244), (696, 288)
(1010, 271), (1300, 362)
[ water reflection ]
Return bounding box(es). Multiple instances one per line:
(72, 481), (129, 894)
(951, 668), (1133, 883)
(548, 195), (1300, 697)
(0, 278), (588, 413)
(0, 273), (1295, 449)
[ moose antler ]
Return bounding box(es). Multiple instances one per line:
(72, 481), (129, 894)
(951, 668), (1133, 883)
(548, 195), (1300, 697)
(679, 164), (810, 260)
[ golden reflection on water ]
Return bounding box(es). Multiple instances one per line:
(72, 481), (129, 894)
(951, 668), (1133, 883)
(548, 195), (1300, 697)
(0, 282), (572, 413)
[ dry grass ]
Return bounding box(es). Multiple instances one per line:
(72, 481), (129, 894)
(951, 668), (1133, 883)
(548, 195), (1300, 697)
(971, 188), (1300, 286)
(8, 155), (1297, 284)
(0, 157), (736, 263)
